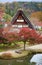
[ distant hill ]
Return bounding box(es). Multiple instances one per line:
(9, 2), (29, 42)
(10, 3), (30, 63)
(0, 2), (42, 17)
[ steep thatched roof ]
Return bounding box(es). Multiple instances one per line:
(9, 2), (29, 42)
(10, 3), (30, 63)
(11, 10), (34, 29)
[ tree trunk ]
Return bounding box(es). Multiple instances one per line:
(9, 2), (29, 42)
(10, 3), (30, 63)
(24, 41), (26, 50)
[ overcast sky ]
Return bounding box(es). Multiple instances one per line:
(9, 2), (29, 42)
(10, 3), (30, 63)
(0, 0), (42, 3)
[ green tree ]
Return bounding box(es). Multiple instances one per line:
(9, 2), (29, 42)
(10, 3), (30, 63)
(3, 13), (12, 22)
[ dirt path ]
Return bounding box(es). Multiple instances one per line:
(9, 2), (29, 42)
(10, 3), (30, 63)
(26, 44), (42, 52)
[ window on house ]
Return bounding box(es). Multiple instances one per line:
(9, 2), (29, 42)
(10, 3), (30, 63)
(23, 25), (28, 27)
(17, 19), (24, 22)
(18, 25), (22, 28)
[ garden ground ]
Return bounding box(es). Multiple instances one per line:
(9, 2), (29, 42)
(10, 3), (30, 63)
(0, 43), (42, 59)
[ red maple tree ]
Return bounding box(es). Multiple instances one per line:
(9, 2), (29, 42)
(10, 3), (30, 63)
(19, 27), (31, 50)
(3, 32), (19, 45)
(19, 27), (42, 50)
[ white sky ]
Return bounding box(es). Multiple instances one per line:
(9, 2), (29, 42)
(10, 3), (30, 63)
(0, 0), (42, 3)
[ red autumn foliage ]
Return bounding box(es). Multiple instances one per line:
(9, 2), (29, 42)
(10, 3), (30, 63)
(0, 28), (3, 43)
(36, 35), (42, 43)
(29, 29), (40, 43)
(0, 28), (3, 36)
(3, 32), (19, 43)
(19, 27), (31, 41)
(0, 27), (42, 45)
(19, 27), (42, 44)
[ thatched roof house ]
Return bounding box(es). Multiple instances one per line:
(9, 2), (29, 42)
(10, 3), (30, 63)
(1, 10), (34, 34)
(11, 10), (34, 29)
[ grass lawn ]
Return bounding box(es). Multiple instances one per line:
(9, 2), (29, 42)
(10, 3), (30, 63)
(0, 43), (21, 52)
(0, 42), (29, 59)
(0, 41), (29, 52)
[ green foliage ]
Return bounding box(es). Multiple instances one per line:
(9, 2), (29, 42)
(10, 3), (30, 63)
(0, 24), (3, 28)
(3, 13), (12, 22)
